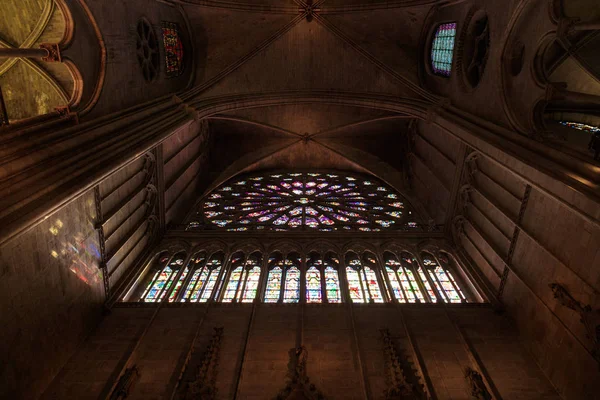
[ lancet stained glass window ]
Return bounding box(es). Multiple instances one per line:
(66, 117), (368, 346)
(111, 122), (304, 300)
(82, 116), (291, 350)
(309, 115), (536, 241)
(190, 172), (421, 232)
(141, 253), (185, 302)
(431, 22), (457, 76)
(162, 22), (184, 77)
(284, 253), (301, 303)
(181, 252), (225, 302)
(306, 267), (322, 303)
(324, 253), (341, 303)
(385, 252), (423, 303)
(265, 253), (284, 303)
(346, 252), (383, 303)
(421, 253), (465, 303)
(222, 252), (263, 303)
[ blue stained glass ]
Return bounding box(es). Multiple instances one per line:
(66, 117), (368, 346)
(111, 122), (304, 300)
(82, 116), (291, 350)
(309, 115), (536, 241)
(325, 266), (341, 303)
(306, 267), (322, 303)
(265, 267), (283, 302)
(431, 23), (457, 76)
(284, 267), (300, 303)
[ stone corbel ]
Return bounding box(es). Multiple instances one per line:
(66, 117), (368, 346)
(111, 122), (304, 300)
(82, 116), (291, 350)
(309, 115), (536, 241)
(549, 283), (600, 366)
(465, 367), (492, 400)
(451, 216), (467, 246)
(458, 185), (474, 215)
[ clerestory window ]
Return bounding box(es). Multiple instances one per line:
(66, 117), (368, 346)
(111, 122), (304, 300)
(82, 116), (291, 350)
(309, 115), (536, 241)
(431, 22), (457, 77)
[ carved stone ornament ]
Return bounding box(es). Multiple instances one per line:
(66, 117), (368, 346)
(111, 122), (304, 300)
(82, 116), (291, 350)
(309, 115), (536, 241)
(182, 327), (224, 400)
(274, 346), (326, 400)
(380, 329), (427, 400)
(464, 367), (491, 400)
(550, 283), (600, 366)
(40, 43), (62, 62)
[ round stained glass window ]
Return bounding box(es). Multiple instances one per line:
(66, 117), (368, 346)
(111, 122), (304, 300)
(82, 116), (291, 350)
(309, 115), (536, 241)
(189, 172), (421, 232)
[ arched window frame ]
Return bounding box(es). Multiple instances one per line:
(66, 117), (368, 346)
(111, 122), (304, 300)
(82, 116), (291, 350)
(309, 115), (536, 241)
(344, 250), (385, 304)
(323, 251), (343, 304)
(429, 21), (458, 77)
(419, 251), (467, 303)
(381, 250), (427, 303)
(306, 251), (324, 304)
(281, 252), (302, 304)
(263, 251), (285, 303)
(219, 250), (264, 303)
(139, 251), (187, 303)
(178, 250), (226, 303)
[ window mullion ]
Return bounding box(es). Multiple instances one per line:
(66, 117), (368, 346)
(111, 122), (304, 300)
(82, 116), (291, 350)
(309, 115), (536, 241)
(394, 268), (409, 303)
(360, 267), (371, 303)
(238, 268), (250, 302)
(154, 253), (178, 302)
(233, 254), (249, 302)
(256, 255), (271, 303)
(176, 255), (206, 302)
(416, 254), (445, 303)
(320, 257), (327, 303)
(300, 252), (307, 304)
(436, 253), (468, 302)
(430, 268), (450, 302)
(373, 254), (390, 303)
(164, 253), (193, 302)
(213, 251), (233, 302)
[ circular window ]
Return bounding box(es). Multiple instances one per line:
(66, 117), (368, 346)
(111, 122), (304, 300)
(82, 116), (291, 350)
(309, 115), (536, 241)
(462, 11), (490, 88)
(191, 172), (422, 232)
(135, 18), (159, 82)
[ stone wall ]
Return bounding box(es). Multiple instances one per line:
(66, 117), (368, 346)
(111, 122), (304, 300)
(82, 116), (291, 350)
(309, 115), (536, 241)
(454, 152), (600, 399)
(0, 190), (104, 400)
(44, 304), (560, 400)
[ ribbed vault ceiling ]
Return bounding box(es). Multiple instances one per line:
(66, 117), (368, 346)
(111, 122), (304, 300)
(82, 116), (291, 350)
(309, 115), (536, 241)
(174, 0), (448, 223)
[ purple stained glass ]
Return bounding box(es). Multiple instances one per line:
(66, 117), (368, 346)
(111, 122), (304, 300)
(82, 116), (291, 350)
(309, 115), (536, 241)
(194, 172), (421, 231)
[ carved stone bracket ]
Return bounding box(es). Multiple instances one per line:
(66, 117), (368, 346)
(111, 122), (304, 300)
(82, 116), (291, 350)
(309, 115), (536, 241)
(380, 329), (427, 400)
(39, 43), (62, 62)
(550, 283), (600, 366)
(464, 367), (491, 400)
(274, 346), (326, 400)
(182, 327), (224, 400)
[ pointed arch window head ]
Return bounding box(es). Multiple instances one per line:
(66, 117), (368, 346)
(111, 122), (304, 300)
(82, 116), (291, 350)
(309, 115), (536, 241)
(345, 252), (383, 303)
(385, 252), (425, 303)
(190, 172), (422, 232)
(141, 253), (186, 302)
(431, 22), (457, 77)
(265, 252), (284, 303)
(421, 252), (466, 303)
(223, 251), (263, 303)
(180, 251), (225, 303)
(283, 253), (302, 303)
(324, 252), (341, 303)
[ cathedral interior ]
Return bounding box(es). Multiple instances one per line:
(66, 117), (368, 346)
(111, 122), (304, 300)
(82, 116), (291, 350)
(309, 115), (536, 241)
(1, 0), (600, 399)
